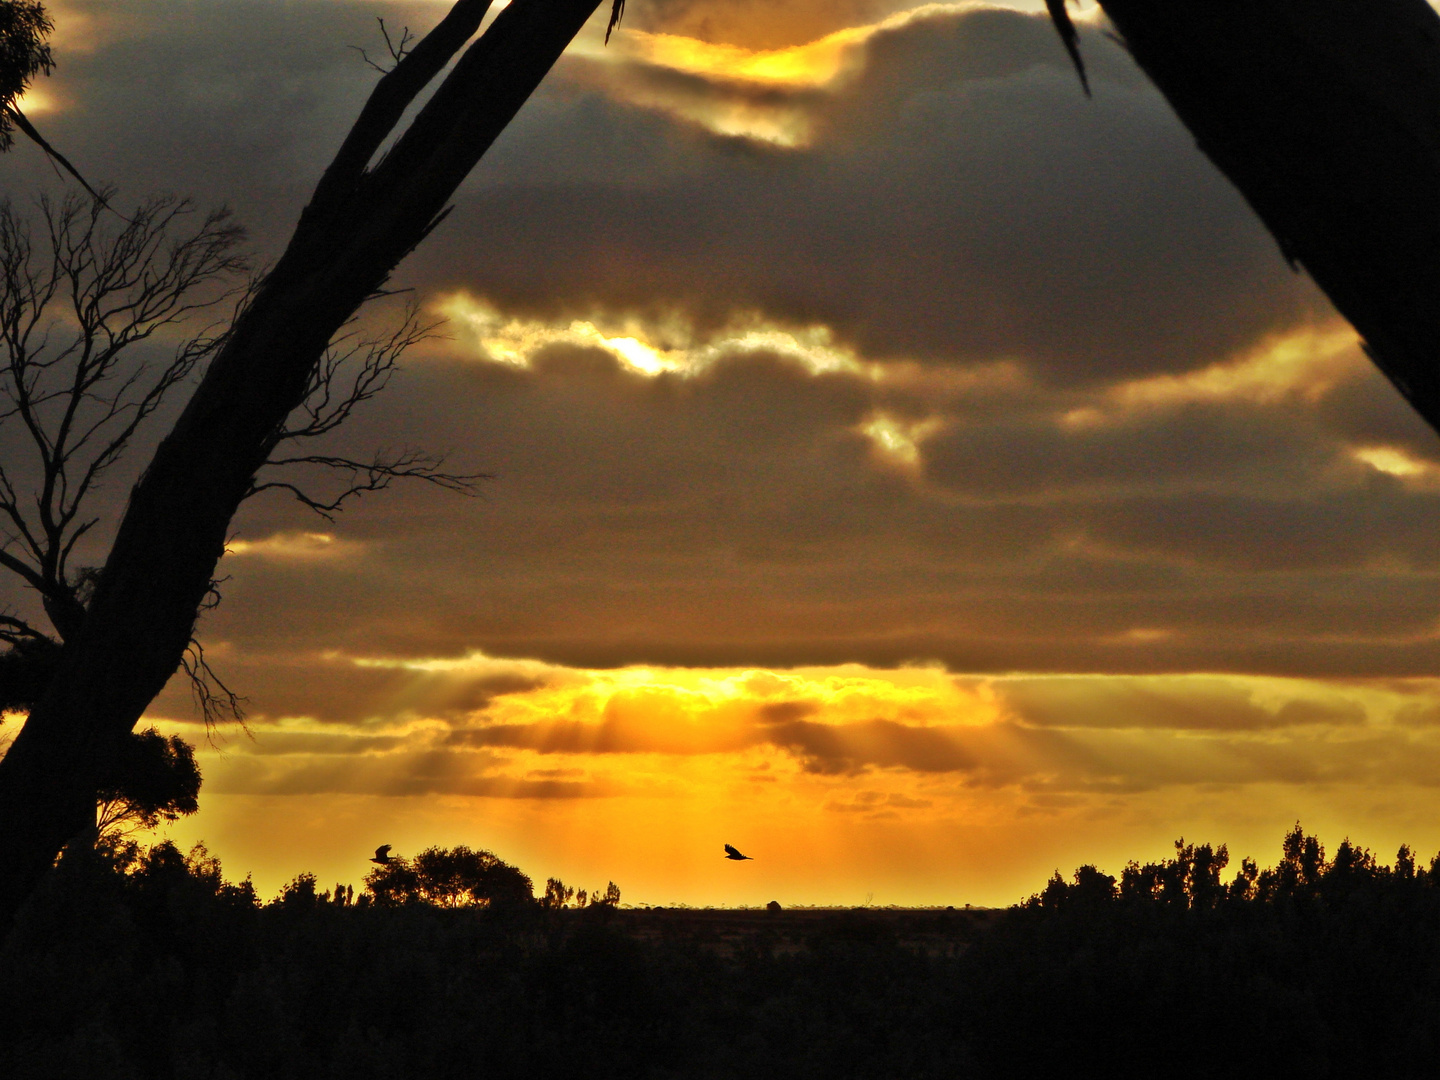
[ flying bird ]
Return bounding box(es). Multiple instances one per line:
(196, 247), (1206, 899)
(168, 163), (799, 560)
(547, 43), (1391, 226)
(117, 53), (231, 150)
(724, 844), (753, 861)
(371, 845), (393, 865)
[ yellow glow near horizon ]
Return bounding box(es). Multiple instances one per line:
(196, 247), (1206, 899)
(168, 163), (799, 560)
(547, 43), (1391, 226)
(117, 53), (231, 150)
(139, 652), (1440, 907)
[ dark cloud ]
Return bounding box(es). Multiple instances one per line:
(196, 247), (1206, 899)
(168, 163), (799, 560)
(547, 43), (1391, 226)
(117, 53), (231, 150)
(9, 0), (1355, 391)
(756, 700), (820, 723)
(1315, 367), (1440, 455)
(424, 7), (1326, 383)
(7, 0), (1436, 707)
(241, 731), (408, 756)
(920, 400), (1342, 500)
(185, 332), (1438, 681)
(205, 747), (600, 798)
(1083, 489), (1440, 573)
(765, 718), (975, 774)
(997, 676), (1367, 731)
(20, 1), (399, 246)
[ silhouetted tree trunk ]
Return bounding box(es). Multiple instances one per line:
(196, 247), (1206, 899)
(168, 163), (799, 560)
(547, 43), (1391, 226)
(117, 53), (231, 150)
(1081, 0), (1440, 428)
(0, 0), (605, 929)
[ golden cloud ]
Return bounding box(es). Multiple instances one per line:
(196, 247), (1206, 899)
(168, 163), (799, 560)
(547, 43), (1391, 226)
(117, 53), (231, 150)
(616, 24), (873, 88)
(434, 292), (866, 377)
(148, 650), (1440, 809)
(1067, 324), (1367, 428)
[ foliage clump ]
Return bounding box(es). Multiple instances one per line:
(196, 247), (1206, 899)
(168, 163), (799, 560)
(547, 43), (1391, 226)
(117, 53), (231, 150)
(963, 825), (1440, 1077)
(0, 0), (52, 151)
(364, 845), (536, 909)
(95, 727), (201, 839)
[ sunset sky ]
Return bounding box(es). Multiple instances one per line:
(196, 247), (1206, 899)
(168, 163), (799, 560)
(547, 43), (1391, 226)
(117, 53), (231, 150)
(6, 0), (1440, 907)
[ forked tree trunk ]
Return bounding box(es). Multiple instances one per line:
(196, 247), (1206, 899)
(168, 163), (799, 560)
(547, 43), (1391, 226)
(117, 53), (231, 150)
(1093, 0), (1440, 427)
(0, 0), (604, 929)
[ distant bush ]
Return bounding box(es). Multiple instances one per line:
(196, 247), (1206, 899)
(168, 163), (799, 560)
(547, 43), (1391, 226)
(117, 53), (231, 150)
(542, 875), (621, 910)
(364, 845), (534, 909)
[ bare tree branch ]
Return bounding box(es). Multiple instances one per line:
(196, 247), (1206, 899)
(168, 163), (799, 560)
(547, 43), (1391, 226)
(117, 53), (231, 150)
(243, 298), (486, 517)
(0, 190), (247, 640)
(0, 612), (45, 646)
(350, 18), (418, 76)
(249, 449), (484, 520)
(5, 107), (108, 207)
(179, 639), (246, 735)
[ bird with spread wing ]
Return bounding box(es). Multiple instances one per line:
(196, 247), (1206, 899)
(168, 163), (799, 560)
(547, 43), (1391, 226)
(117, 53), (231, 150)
(371, 845), (393, 865)
(724, 844), (753, 861)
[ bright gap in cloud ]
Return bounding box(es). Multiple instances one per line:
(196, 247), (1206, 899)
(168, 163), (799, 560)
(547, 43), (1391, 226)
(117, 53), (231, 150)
(225, 531), (362, 562)
(434, 292), (868, 378)
(1063, 325), (1365, 429)
(589, 3), (1026, 145)
(1117, 325), (1362, 407)
(617, 24), (872, 88)
(1352, 445), (1440, 482)
(613, 3), (1043, 88)
(859, 411), (941, 468)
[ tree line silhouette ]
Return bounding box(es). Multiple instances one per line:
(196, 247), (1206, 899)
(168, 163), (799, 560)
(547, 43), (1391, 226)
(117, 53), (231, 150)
(6, 825), (1440, 1078)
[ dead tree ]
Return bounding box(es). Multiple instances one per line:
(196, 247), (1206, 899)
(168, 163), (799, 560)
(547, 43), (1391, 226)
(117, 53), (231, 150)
(0, 0), (608, 929)
(1052, 0), (1440, 429)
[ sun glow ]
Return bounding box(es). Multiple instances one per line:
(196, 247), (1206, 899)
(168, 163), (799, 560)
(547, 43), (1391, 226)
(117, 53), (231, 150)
(14, 87), (59, 115)
(613, 4), (1008, 88)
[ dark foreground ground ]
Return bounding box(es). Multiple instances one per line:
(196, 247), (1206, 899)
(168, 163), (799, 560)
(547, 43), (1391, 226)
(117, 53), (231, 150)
(6, 830), (1440, 1079)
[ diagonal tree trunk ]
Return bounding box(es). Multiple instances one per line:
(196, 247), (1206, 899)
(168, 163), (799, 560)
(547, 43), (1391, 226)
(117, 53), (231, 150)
(1076, 0), (1440, 429)
(0, 0), (605, 930)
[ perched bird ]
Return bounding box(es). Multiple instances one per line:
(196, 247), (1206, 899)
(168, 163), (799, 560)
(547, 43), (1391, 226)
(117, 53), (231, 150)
(371, 845), (393, 865)
(724, 844), (753, 861)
